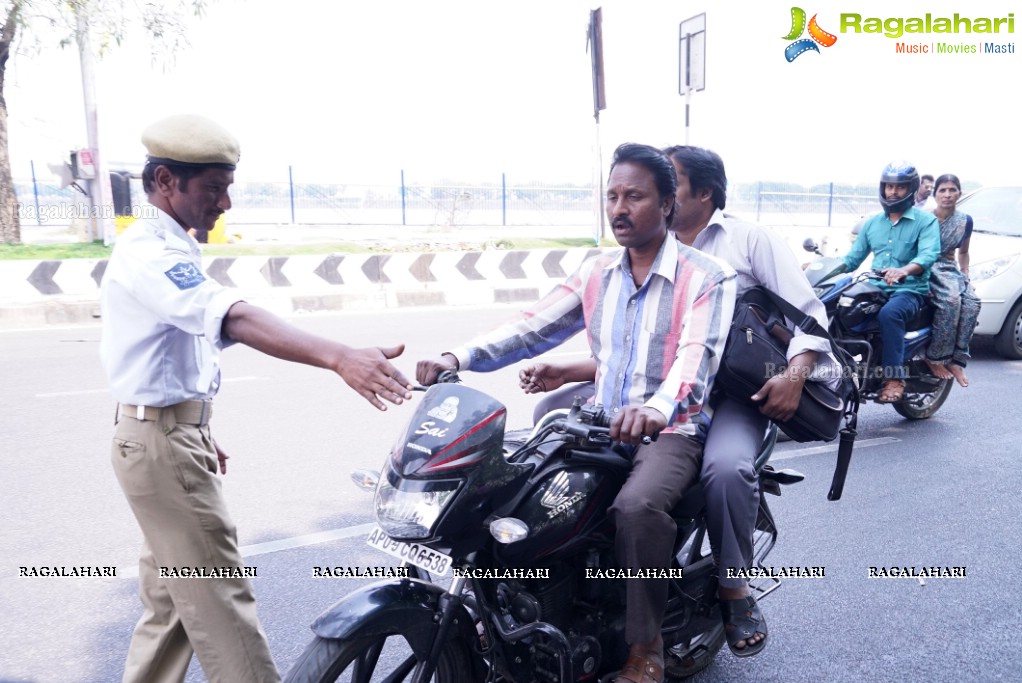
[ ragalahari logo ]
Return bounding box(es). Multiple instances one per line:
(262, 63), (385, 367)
(783, 7), (838, 61)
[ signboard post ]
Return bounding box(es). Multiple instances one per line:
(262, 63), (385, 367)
(678, 14), (706, 144)
(588, 8), (607, 241)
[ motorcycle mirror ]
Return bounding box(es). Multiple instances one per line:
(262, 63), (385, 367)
(802, 238), (819, 252)
(350, 469), (381, 492)
(489, 517), (529, 544)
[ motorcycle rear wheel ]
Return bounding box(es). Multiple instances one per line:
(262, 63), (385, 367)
(283, 632), (475, 683)
(892, 378), (953, 419)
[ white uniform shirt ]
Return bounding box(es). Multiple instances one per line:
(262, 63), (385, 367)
(693, 210), (839, 382)
(100, 205), (244, 406)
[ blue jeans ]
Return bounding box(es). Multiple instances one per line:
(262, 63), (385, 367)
(877, 291), (925, 380)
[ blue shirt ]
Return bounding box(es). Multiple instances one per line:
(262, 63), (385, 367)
(841, 206), (940, 295)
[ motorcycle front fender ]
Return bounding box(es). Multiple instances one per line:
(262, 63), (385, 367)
(309, 578), (476, 660)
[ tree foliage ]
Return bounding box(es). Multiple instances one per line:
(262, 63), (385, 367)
(0, 0), (208, 244)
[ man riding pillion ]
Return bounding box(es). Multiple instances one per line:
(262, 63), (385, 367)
(836, 161), (940, 403)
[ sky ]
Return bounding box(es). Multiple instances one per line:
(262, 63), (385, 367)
(5, 0), (1021, 188)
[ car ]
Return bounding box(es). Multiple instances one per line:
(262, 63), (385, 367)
(958, 186), (1022, 359)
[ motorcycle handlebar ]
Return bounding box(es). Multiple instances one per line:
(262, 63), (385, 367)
(417, 371), (655, 445)
(412, 368), (462, 391)
(556, 404), (655, 446)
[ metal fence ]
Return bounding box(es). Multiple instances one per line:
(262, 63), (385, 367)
(13, 166), (879, 230)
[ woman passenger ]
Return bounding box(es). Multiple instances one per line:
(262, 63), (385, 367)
(924, 174), (981, 387)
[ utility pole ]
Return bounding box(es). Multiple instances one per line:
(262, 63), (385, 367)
(588, 8), (607, 242)
(75, 4), (113, 245)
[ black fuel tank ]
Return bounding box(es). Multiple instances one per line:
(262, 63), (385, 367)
(495, 453), (629, 565)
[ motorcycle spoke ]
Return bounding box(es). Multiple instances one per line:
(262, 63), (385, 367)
(351, 639), (385, 683)
(379, 652), (418, 683)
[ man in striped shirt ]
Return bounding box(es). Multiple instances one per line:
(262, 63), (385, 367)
(417, 143), (736, 683)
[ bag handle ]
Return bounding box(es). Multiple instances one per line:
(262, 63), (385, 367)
(752, 286), (831, 342)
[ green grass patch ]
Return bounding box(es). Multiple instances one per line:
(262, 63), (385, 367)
(1, 236), (615, 260)
(0, 241), (113, 260)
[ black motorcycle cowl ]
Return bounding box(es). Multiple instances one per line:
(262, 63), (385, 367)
(395, 384), (508, 478)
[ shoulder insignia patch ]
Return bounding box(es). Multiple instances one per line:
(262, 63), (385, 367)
(164, 262), (207, 290)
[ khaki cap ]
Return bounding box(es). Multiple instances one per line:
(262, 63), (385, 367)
(142, 114), (240, 169)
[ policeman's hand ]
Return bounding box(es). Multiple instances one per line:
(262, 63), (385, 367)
(610, 406), (667, 445)
(882, 267), (908, 286)
(751, 372), (806, 422)
(213, 439), (230, 475)
(519, 363), (567, 395)
(337, 344), (413, 411)
(416, 354), (458, 387)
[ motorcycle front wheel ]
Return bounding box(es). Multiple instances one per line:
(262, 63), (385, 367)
(893, 378), (953, 419)
(284, 632), (476, 683)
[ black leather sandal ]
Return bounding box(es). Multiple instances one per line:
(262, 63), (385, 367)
(721, 595), (768, 657)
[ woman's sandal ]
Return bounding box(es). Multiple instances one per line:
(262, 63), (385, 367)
(721, 595), (768, 658)
(877, 379), (905, 403)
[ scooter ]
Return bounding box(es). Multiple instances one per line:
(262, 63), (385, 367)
(284, 373), (804, 682)
(802, 239), (953, 419)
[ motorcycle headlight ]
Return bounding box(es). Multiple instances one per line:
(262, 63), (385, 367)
(970, 254), (1019, 283)
(374, 461), (460, 539)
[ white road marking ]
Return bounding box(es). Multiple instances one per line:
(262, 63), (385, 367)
(117, 523), (377, 578)
(770, 436), (900, 460)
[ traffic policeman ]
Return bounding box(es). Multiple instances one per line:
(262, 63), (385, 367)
(100, 114), (413, 683)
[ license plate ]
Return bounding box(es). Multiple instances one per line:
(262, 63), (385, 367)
(365, 527), (453, 577)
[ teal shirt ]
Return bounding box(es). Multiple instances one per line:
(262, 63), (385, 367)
(841, 206), (940, 295)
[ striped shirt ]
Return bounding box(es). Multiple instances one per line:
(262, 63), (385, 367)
(449, 234), (736, 437)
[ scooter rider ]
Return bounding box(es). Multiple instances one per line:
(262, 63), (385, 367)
(836, 161), (940, 402)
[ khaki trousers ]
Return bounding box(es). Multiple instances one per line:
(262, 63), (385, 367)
(111, 406), (280, 683)
(608, 432), (703, 645)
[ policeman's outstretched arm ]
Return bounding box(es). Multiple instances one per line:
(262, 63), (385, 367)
(222, 302), (413, 411)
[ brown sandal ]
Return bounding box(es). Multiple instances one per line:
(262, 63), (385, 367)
(877, 379), (905, 403)
(614, 648), (664, 683)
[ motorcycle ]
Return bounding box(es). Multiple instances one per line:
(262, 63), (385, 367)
(284, 373), (805, 683)
(802, 239), (953, 419)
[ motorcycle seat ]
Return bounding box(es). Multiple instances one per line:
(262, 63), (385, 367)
(906, 304), (934, 331)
